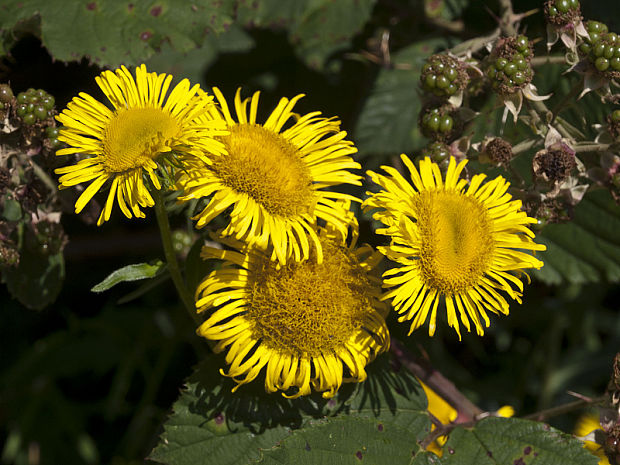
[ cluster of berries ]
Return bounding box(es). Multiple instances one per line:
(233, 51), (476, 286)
(420, 107), (455, 141)
(544, 0), (581, 26)
(0, 83), (62, 149)
(15, 88), (55, 125)
(420, 54), (467, 98)
(486, 35), (533, 95)
(579, 21), (620, 76)
(607, 109), (620, 139)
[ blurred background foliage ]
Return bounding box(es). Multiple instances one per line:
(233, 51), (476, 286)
(1, 0), (620, 463)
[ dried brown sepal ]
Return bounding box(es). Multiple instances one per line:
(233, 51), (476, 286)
(533, 144), (577, 184)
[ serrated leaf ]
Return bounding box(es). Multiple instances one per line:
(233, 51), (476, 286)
(149, 355), (431, 465)
(533, 190), (620, 285)
(91, 261), (165, 293)
(0, 0), (235, 67)
(259, 415), (432, 465)
(354, 39), (450, 157)
(441, 417), (598, 465)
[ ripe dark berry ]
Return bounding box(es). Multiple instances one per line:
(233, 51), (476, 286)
(0, 84), (13, 103)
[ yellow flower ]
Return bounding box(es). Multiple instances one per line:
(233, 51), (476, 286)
(364, 155), (545, 339)
(195, 227), (389, 398)
(176, 88), (361, 265)
(55, 65), (227, 225)
(574, 413), (610, 465)
(420, 380), (458, 457)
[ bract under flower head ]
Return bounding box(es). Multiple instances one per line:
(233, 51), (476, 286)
(195, 227), (389, 398)
(55, 64), (227, 224)
(176, 88), (362, 265)
(364, 155), (546, 339)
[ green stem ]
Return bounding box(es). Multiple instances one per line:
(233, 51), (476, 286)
(153, 189), (200, 325)
(574, 143), (612, 153)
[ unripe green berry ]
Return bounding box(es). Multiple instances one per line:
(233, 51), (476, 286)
(26, 88), (36, 96)
(433, 62), (445, 73)
(425, 74), (437, 88)
(447, 83), (457, 95)
(504, 63), (517, 76)
(34, 105), (48, 120)
(0, 84), (13, 103)
(49, 138), (62, 149)
(17, 92), (28, 104)
(436, 75), (450, 89)
(611, 57), (620, 71)
(604, 46), (615, 59)
(42, 96), (55, 110)
(589, 32), (600, 43)
(595, 57), (610, 71)
(426, 114), (441, 132)
(548, 5), (558, 16)
(444, 67), (458, 81)
(22, 113), (36, 125)
(513, 71), (526, 85)
(495, 57), (507, 70)
(611, 109), (620, 122)
(555, 0), (570, 13)
(594, 42), (606, 57)
(515, 35), (529, 52)
(46, 126), (60, 138)
(26, 103), (34, 113)
(16, 104), (28, 117)
(514, 56), (528, 70)
(487, 67), (497, 79)
(608, 33), (618, 44)
(579, 43), (591, 54)
(439, 116), (453, 132)
(569, 0), (579, 8)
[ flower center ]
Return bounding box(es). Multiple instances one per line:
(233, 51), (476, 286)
(248, 240), (377, 357)
(415, 190), (494, 295)
(102, 107), (180, 172)
(212, 124), (315, 217)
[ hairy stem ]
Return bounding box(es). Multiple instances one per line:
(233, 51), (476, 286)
(523, 395), (607, 421)
(390, 339), (483, 421)
(153, 189), (200, 325)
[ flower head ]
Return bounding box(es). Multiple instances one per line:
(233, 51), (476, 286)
(364, 155), (546, 339)
(176, 88), (361, 265)
(195, 227), (389, 398)
(55, 65), (227, 225)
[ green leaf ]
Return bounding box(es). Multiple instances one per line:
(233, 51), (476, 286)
(2, 196), (22, 221)
(533, 190), (620, 285)
(441, 417), (598, 465)
(2, 239), (64, 311)
(91, 261), (166, 293)
(259, 416), (434, 464)
(0, 0), (235, 67)
(236, 0), (376, 70)
(149, 355), (431, 465)
(354, 39), (450, 157)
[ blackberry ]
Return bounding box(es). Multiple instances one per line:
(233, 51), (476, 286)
(544, 0), (581, 27)
(419, 107), (459, 142)
(583, 26), (620, 77)
(533, 145), (576, 183)
(487, 35), (533, 95)
(420, 142), (451, 165)
(0, 84), (13, 103)
(14, 88), (56, 125)
(482, 138), (513, 165)
(420, 54), (468, 99)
